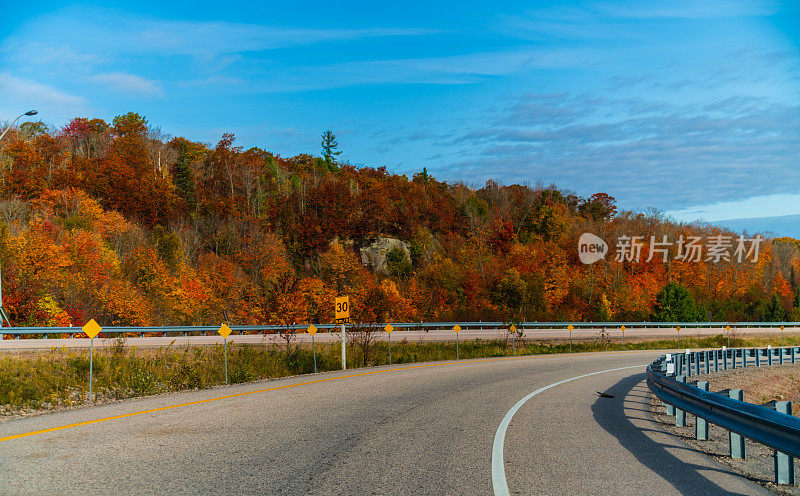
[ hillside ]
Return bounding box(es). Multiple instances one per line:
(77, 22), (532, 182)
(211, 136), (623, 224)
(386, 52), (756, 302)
(0, 112), (797, 328)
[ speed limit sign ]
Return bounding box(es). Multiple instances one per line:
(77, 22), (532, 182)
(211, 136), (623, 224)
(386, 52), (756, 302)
(335, 296), (350, 323)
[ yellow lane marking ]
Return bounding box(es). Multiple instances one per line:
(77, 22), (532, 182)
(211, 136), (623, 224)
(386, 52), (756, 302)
(0, 351), (652, 443)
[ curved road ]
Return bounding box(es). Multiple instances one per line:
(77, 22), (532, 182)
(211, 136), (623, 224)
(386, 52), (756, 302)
(0, 351), (773, 495)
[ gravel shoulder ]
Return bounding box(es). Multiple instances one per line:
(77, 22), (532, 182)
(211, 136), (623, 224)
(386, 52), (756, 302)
(650, 362), (800, 495)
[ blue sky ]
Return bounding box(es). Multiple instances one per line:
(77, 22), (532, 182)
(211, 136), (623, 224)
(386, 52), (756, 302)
(1, 1), (799, 234)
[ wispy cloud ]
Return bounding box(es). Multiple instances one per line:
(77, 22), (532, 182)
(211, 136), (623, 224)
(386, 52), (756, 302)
(595, 1), (779, 19)
(503, 0), (778, 41)
(136, 21), (438, 55)
(440, 94), (800, 211)
(191, 47), (596, 92)
(0, 73), (86, 112)
(668, 193), (800, 222)
(90, 72), (164, 97)
(2, 8), (438, 60)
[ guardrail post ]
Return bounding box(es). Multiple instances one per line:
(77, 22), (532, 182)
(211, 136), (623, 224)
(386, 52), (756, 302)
(723, 348), (729, 370)
(704, 351), (710, 374)
(695, 381), (710, 440)
(756, 348), (761, 367)
(675, 376), (687, 427)
(779, 347), (784, 365)
(714, 350), (720, 372)
(743, 348), (749, 367)
(728, 389), (746, 459)
(768, 346), (773, 366)
(664, 356), (675, 416)
(792, 347), (797, 364)
(764, 400), (795, 485)
(686, 353), (693, 378)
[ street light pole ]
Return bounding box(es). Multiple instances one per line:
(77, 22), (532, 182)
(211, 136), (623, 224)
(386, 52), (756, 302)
(0, 110), (38, 143)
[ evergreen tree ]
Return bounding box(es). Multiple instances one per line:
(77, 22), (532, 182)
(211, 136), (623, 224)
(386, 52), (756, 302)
(653, 282), (699, 322)
(172, 142), (196, 209)
(320, 130), (342, 167)
(763, 292), (786, 322)
(794, 283), (800, 309)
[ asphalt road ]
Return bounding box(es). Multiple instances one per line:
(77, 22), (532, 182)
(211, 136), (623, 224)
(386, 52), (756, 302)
(0, 351), (774, 495)
(0, 326), (795, 350)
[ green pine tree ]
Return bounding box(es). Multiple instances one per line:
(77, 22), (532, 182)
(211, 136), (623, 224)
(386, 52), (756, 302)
(763, 292), (786, 322)
(794, 284), (800, 309)
(172, 145), (196, 209)
(321, 130), (342, 169)
(653, 282), (699, 322)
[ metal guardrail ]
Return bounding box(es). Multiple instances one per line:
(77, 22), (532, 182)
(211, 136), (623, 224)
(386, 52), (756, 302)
(2, 321), (800, 339)
(647, 346), (800, 485)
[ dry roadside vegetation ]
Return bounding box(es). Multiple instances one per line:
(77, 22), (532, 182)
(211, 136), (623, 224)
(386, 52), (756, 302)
(709, 363), (800, 413)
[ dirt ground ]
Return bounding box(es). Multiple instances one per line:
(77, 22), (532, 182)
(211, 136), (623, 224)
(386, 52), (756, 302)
(650, 361), (800, 495)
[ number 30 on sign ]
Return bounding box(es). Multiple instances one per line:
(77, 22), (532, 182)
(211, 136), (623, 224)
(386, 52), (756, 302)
(335, 296), (350, 322)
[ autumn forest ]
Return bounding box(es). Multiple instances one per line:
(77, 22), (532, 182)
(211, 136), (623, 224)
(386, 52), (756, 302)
(0, 112), (797, 329)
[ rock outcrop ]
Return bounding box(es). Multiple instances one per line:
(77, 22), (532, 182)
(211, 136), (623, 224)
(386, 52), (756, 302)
(359, 237), (411, 275)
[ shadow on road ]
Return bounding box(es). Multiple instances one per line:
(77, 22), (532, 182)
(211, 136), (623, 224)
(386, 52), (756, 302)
(591, 373), (753, 496)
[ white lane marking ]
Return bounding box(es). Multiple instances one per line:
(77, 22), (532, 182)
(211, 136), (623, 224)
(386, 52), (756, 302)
(491, 364), (646, 496)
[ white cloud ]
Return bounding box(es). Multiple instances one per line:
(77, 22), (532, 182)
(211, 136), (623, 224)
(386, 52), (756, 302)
(0, 73), (86, 112)
(595, 0), (779, 19)
(90, 72), (164, 97)
(667, 193), (800, 222)
(210, 47), (595, 92)
(3, 8), (438, 59)
(136, 21), (437, 55)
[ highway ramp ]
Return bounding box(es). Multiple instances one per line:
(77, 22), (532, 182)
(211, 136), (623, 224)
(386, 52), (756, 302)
(0, 351), (773, 495)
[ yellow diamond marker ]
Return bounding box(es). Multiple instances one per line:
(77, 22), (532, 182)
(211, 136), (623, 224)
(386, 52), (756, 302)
(725, 325), (731, 332)
(567, 324), (573, 330)
(384, 324), (394, 334)
(676, 326), (681, 331)
(83, 319), (101, 339)
(780, 325), (785, 331)
(509, 324), (517, 333)
(307, 324), (317, 336)
(218, 323), (232, 338)
(453, 324), (461, 333)
(620, 325), (626, 331)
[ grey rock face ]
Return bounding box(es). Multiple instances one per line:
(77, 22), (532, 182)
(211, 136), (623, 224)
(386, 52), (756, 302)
(359, 237), (411, 275)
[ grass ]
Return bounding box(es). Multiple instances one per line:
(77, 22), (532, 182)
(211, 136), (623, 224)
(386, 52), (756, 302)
(1, 332), (799, 416)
